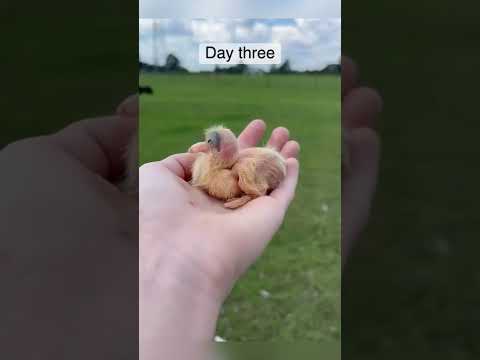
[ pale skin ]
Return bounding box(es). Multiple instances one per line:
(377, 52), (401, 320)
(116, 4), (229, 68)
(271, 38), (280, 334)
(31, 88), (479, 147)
(341, 56), (382, 266)
(0, 57), (381, 359)
(140, 120), (301, 356)
(140, 55), (382, 355)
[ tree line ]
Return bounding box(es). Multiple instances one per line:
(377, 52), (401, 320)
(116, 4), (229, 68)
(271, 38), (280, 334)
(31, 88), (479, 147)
(140, 54), (340, 75)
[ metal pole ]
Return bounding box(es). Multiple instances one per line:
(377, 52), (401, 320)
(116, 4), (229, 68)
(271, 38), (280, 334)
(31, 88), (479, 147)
(152, 20), (158, 67)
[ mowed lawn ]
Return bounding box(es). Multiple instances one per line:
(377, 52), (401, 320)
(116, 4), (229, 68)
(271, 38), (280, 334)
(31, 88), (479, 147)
(139, 73), (341, 341)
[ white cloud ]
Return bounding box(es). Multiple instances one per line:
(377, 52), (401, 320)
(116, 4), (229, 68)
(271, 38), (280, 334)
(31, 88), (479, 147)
(140, 0), (340, 18)
(235, 22), (271, 42)
(139, 18), (341, 72)
(191, 20), (233, 42)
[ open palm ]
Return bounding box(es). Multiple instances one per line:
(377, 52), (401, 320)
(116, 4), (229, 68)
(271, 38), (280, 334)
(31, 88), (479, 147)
(139, 120), (300, 300)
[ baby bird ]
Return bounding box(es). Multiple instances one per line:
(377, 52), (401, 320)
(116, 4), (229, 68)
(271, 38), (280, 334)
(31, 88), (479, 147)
(189, 126), (287, 209)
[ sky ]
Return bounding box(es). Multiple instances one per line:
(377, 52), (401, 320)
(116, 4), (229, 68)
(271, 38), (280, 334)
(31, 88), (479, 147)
(139, 18), (341, 72)
(140, 0), (340, 19)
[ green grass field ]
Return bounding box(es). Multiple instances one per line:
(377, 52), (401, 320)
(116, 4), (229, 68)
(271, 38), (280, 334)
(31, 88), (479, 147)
(139, 73), (341, 341)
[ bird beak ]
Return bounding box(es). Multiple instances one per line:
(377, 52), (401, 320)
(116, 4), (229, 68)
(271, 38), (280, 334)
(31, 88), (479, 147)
(206, 131), (221, 151)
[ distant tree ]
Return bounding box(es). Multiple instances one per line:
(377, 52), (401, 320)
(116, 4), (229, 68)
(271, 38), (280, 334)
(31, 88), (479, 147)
(277, 60), (292, 74)
(229, 63), (248, 74)
(269, 64), (278, 74)
(319, 64), (341, 74)
(214, 63), (248, 74)
(139, 61), (152, 72)
(160, 54), (188, 73)
(165, 54), (180, 71)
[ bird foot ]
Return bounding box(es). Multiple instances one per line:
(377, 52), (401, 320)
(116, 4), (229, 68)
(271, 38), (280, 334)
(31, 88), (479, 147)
(224, 195), (253, 209)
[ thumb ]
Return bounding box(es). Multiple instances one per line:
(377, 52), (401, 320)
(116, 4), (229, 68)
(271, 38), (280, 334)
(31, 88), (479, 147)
(117, 94), (139, 118)
(47, 95), (138, 180)
(158, 153), (199, 180)
(50, 115), (137, 180)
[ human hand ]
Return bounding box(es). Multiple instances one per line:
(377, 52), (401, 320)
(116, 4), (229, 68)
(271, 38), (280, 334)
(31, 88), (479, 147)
(341, 56), (383, 267)
(0, 96), (139, 359)
(139, 120), (300, 349)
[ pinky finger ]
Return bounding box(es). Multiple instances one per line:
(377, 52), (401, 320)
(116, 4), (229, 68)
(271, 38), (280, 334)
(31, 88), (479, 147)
(270, 158), (300, 208)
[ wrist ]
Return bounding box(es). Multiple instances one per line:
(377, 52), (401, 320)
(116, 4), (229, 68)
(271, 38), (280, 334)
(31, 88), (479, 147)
(139, 232), (226, 355)
(140, 224), (237, 301)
